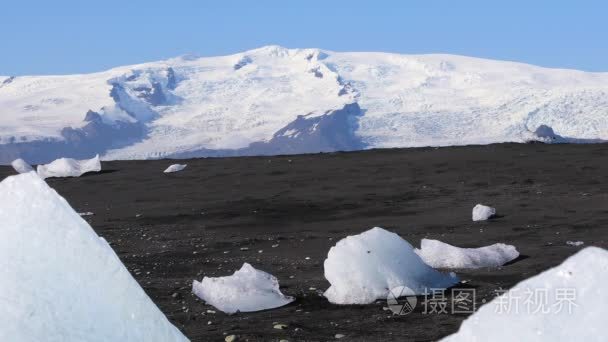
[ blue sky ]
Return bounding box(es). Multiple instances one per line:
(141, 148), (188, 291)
(1, 0), (606, 75)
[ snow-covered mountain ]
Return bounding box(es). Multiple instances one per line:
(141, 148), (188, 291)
(1, 45), (607, 164)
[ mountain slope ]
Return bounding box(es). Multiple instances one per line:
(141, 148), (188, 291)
(1, 46), (607, 164)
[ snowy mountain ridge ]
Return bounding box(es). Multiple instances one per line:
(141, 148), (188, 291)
(1, 45), (607, 164)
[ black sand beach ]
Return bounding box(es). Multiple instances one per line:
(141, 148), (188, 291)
(2, 143), (607, 341)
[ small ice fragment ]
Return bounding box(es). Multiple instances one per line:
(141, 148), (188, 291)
(164, 164), (187, 173)
(566, 241), (584, 247)
(192, 263), (294, 314)
(415, 239), (519, 269)
(472, 204), (496, 221)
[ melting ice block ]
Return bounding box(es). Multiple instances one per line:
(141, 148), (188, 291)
(415, 239), (519, 269)
(442, 247), (608, 342)
(11, 158), (34, 174)
(323, 227), (459, 304)
(0, 173), (188, 341)
(192, 263), (294, 314)
(37, 154), (101, 179)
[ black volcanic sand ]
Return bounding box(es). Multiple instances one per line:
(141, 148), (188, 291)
(2, 143), (607, 341)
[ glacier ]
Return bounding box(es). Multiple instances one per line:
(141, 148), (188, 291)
(1, 45), (607, 164)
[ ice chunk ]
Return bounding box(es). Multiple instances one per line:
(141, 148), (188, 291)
(11, 158), (34, 174)
(472, 204), (496, 221)
(415, 239), (519, 269)
(0, 173), (188, 341)
(323, 227), (459, 304)
(566, 241), (584, 247)
(164, 164), (187, 173)
(192, 263), (294, 314)
(442, 247), (608, 342)
(37, 154), (101, 179)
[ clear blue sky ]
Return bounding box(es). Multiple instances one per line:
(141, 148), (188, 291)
(2, 0), (607, 75)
